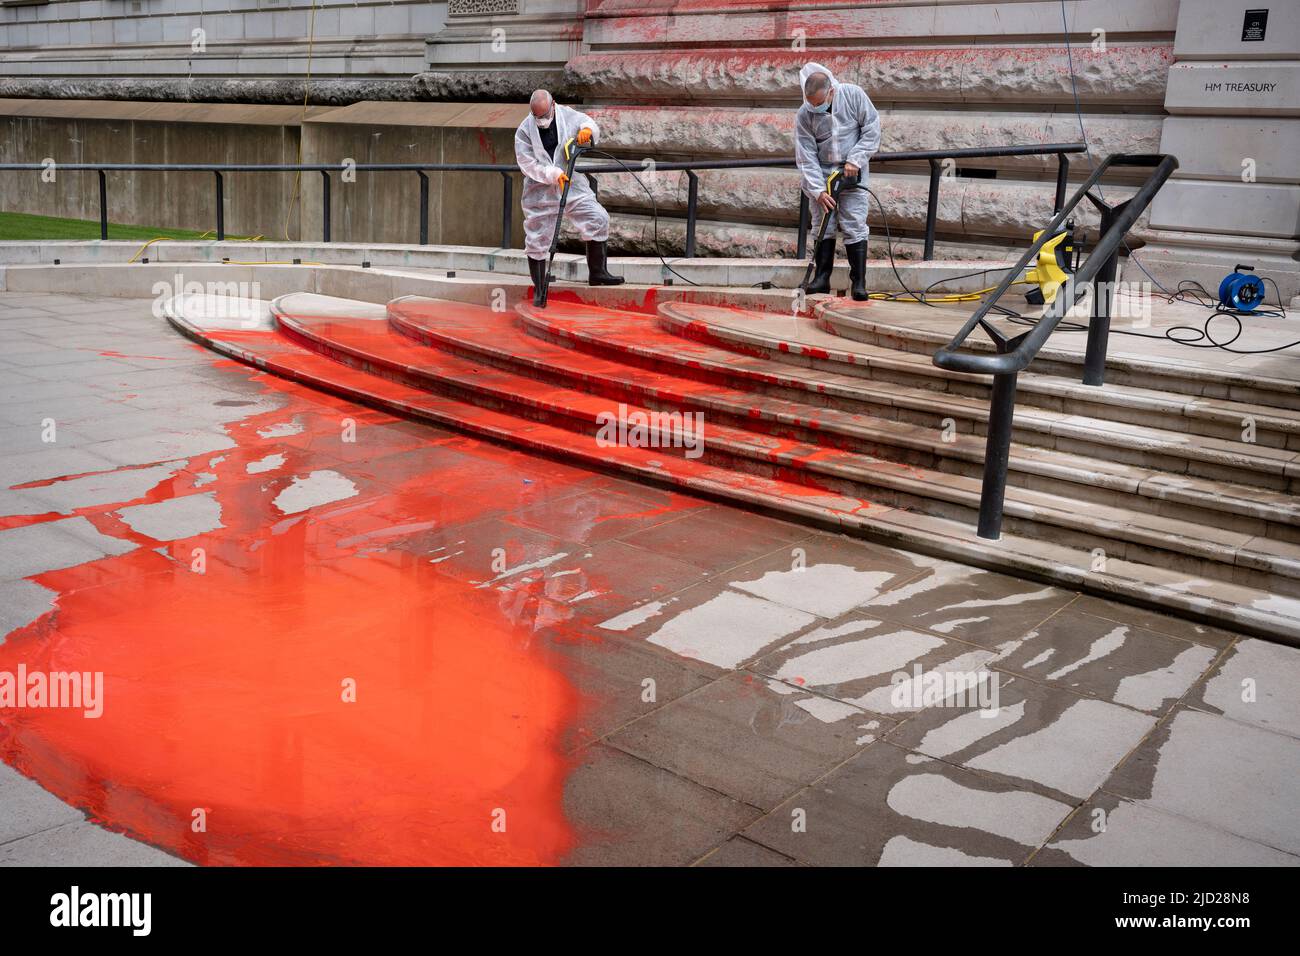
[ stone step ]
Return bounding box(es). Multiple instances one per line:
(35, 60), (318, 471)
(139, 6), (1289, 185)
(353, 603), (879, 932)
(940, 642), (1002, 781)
(391, 295), (1300, 541)
(164, 292), (1300, 646)
(652, 300), (1300, 492)
(270, 295), (1300, 598)
(817, 301), (1300, 412)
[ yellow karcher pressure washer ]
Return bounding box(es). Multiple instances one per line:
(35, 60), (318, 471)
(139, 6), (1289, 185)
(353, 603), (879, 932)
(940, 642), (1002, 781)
(1023, 220), (1077, 306)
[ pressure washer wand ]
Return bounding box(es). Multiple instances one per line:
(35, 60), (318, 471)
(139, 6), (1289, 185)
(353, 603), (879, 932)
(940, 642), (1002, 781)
(798, 168), (856, 292)
(534, 139), (586, 309)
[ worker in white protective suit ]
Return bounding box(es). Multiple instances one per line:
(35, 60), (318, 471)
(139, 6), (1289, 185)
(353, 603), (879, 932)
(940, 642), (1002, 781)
(514, 89), (624, 290)
(794, 62), (881, 300)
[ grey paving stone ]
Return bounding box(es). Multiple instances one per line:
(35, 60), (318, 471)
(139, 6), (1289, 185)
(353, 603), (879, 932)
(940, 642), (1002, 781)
(743, 742), (1074, 866)
(115, 492), (224, 542)
(0, 445), (117, 487)
(608, 670), (889, 810)
(0, 821), (190, 867)
(83, 429), (235, 468)
(0, 763), (83, 845)
(602, 585), (817, 670)
(724, 533), (921, 618)
(0, 578), (58, 641)
(753, 612), (999, 717)
(696, 836), (800, 867)
(1033, 792), (1298, 867)
(1187, 638), (1300, 739)
(0, 516), (135, 580)
(618, 505), (810, 574)
(1070, 594), (1238, 648)
(561, 744), (760, 866)
(991, 605), (1219, 715)
(887, 676), (1157, 800)
(855, 554), (1077, 648)
(536, 634), (716, 753)
(1103, 706), (1300, 855)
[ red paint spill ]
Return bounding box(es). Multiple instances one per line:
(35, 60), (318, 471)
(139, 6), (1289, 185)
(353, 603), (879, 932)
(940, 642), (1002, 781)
(0, 375), (584, 866)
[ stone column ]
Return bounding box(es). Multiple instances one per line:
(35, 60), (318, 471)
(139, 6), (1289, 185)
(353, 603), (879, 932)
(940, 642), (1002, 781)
(1144, 0), (1300, 299)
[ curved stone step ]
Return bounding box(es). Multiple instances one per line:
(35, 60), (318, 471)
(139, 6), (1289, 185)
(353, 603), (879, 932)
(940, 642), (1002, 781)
(164, 293), (1300, 646)
(270, 295), (1300, 598)
(656, 300), (1300, 493)
(818, 301), (1300, 413)
(392, 295), (1300, 540)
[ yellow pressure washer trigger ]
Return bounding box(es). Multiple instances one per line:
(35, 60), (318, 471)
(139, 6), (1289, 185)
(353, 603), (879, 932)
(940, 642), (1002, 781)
(1024, 221), (1076, 306)
(563, 137), (578, 162)
(826, 168), (842, 194)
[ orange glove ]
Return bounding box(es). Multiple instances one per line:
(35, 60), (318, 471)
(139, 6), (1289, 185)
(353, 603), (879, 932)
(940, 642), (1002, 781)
(556, 172), (570, 189)
(576, 127), (593, 146)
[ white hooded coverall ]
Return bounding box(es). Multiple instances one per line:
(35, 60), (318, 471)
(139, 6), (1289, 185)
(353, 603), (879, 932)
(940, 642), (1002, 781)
(514, 103), (611, 259)
(794, 62), (882, 245)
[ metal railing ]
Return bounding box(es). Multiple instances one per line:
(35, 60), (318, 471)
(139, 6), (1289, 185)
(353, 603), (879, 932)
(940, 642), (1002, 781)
(0, 143), (1085, 257)
(932, 153), (1180, 541)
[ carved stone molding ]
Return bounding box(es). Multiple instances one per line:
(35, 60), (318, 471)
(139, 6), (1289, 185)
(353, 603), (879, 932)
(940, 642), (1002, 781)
(448, 0), (520, 16)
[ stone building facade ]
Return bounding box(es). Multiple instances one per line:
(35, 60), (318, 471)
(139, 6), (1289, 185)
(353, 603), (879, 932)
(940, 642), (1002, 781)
(0, 0), (1296, 295)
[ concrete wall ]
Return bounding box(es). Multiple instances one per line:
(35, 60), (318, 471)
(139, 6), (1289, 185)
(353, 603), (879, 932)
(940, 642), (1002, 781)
(0, 100), (523, 247)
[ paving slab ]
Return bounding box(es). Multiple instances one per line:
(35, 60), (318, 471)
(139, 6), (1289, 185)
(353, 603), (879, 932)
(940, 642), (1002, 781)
(1186, 637), (1300, 739)
(561, 744), (761, 866)
(1033, 792), (1298, 867)
(887, 676), (1157, 800)
(854, 555), (1077, 649)
(754, 613), (999, 717)
(607, 670), (889, 810)
(990, 605), (1220, 715)
(1103, 706), (1300, 855)
(742, 742), (1075, 866)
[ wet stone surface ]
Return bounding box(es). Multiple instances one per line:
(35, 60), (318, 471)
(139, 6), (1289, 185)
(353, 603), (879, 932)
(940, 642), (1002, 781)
(0, 292), (1297, 867)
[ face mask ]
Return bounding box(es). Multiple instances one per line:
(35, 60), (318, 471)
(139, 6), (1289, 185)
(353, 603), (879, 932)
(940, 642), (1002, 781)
(535, 112), (554, 129)
(807, 98), (830, 114)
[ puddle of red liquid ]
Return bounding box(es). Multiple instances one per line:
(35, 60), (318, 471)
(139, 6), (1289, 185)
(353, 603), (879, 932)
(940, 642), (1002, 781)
(0, 370), (583, 866)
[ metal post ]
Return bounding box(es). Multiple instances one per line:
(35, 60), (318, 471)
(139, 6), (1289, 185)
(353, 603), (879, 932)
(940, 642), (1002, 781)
(1054, 155), (1069, 214)
(417, 171), (429, 245)
(977, 370), (1018, 540)
(97, 170), (107, 240)
(923, 159), (941, 260)
(684, 169), (699, 258)
(214, 171), (224, 241)
(320, 171), (331, 242)
(1082, 201), (1126, 387)
(796, 191), (810, 259)
(500, 171), (512, 249)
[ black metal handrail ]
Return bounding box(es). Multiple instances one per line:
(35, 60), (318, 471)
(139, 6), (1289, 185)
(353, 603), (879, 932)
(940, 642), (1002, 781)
(932, 152), (1180, 541)
(0, 143), (1085, 256)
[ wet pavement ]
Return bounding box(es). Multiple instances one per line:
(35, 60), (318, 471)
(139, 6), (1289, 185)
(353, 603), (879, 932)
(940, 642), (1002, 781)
(0, 291), (1297, 866)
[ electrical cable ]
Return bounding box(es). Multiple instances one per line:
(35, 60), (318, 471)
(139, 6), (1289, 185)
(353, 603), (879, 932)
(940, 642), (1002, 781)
(576, 147), (704, 287)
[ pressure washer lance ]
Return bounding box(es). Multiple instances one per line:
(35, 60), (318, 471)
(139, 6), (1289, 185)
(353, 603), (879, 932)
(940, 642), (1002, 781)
(798, 167), (860, 292)
(534, 138), (587, 309)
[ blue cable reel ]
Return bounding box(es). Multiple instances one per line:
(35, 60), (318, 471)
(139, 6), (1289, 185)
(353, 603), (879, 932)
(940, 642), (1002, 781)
(1218, 264), (1266, 313)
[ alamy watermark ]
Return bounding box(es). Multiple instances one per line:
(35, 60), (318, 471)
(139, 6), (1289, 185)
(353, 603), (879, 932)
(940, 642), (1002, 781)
(595, 403), (705, 459)
(0, 665), (104, 719)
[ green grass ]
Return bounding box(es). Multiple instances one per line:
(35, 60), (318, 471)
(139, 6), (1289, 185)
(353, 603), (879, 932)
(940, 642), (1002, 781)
(0, 211), (259, 242)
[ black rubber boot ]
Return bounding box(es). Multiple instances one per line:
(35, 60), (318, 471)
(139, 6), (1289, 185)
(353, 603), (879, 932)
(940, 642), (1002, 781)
(586, 240), (625, 286)
(529, 257), (549, 307)
(846, 239), (868, 301)
(803, 238), (837, 295)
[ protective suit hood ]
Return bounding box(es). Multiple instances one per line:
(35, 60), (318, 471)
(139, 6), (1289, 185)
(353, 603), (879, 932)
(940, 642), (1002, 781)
(800, 62), (838, 100)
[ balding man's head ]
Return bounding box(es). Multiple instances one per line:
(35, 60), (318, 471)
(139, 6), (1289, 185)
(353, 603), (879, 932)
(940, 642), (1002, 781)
(530, 89), (553, 118)
(803, 71), (832, 108)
